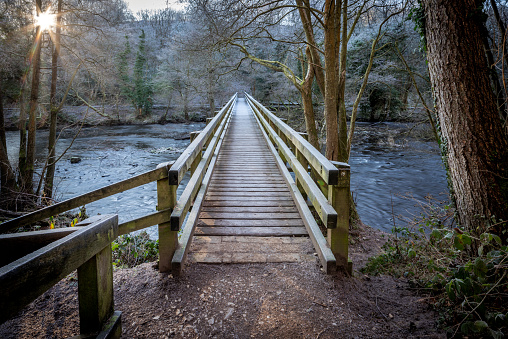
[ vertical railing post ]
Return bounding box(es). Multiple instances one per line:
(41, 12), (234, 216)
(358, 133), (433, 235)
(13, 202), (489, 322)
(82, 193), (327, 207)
(77, 244), (116, 336)
(157, 163), (177, 273)
(328, 161), (352, 274)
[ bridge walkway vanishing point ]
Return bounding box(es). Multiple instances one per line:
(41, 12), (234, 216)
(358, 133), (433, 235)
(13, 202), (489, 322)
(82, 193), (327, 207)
(189, 98), (315, 264)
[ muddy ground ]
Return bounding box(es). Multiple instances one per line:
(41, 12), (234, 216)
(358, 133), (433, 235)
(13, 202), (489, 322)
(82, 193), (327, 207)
(0, 225), (444, 338)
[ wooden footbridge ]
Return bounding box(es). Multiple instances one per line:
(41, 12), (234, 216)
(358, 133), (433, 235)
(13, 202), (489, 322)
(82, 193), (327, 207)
(0, 93), (350, 338)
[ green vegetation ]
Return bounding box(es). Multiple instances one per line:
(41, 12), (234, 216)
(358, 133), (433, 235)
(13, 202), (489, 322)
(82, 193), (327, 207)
(363, 202), (508, 337)
(111, 231), (158, 268)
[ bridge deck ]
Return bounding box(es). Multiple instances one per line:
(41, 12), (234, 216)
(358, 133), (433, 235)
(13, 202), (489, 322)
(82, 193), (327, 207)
(188, 98), (315, 263)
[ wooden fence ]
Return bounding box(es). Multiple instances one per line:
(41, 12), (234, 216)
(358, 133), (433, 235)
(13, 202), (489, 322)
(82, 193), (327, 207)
(245, 93), (351, 273)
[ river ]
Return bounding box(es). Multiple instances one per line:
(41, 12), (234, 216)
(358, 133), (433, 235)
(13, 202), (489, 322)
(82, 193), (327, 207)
(5, 121), (448, 236)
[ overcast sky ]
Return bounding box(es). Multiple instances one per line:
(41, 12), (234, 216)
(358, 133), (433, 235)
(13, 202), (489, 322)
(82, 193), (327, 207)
(125, 0), (186, 14)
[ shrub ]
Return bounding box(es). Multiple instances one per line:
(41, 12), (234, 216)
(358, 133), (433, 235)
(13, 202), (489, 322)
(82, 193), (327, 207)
(362, 197), (508, 337)
(111, 231), (158, 268)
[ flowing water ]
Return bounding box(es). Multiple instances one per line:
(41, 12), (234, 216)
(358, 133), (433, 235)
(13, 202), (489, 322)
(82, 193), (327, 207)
(5, 121), (448, 236)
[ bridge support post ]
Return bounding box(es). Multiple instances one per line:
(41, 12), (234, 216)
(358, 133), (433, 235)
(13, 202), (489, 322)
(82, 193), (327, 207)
(157, 165), (178, 273)
(77, 244), (118, 336)
(328, 162), (352, 274)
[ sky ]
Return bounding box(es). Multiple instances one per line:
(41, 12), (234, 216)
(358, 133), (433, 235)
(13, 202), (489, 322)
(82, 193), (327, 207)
(125, 0), (186, 14)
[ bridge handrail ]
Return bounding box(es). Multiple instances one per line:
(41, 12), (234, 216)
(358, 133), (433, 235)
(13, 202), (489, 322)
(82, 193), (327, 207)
(0, 163), (173, 235)
(168, 93), (237, 185)
(246, 93), (351, 272)
(170, 98), (235, 231)
(248, 101), (338, 229)
(245, 93), (341, 185)
(0, 215), (121, 337)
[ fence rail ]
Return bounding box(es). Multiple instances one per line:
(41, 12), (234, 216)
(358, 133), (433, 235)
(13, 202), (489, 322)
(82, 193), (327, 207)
(245, 93), (351, 273)
(0, 215), (121, 337)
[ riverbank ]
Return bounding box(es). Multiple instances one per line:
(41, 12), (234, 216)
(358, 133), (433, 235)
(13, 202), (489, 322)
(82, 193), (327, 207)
(1, 105), (209, 131)
(0, 224), (444, 338)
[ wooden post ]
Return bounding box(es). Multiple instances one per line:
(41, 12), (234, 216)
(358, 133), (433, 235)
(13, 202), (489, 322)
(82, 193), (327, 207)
(190, 151), (202, 175)
(77, 245), (114, 335)
(327, 161), (352, 274)
(206, 117), (213, 125)
(190, 131), (201, 142)
(295, 149), (308, 200)
(157, 163), (177, 273)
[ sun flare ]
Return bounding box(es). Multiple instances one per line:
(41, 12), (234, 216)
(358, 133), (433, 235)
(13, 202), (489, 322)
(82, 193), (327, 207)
(35, 7), (55, 31)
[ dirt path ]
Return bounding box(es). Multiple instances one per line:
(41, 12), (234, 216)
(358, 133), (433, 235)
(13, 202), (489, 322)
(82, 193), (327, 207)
(0, 227), (444, 338)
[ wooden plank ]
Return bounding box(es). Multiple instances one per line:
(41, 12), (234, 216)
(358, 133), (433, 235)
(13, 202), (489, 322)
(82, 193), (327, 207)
(204, 195), (294, 201)
(169, 94), (236, 185)
(0, 215), (118, 324)
(197, 218), (304, 227)
(203, 200), (295, 207)
(207, 183), (288, 188)
(207, 187), (290, 192)
(199, 212), (302, 219)
(246, 93), (340, 185)
(209, 179), (285, 184)
(78, 242), (114, 335)
(0, 227), (83, 267)
(0, 164), (172, 233)
(190, 240), (311, 253)
(210, 178), (282, 182)
(200, 206), (298, 213)
(328, 161), (351, 273)
(205, 191), (290, 196)
(195, 227), (308, 236)
(118, 208), (171, 236)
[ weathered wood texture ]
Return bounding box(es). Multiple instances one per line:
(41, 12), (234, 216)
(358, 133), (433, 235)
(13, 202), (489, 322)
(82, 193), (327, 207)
(190, 98), (313, 264)
(0, 215), (118, 327)
(246, 94), (351, 273)
(169, 94), (237, 185)
(0, 227), (83, 267)
(0, 165), (171, 233)
(245, 93), (338, 185)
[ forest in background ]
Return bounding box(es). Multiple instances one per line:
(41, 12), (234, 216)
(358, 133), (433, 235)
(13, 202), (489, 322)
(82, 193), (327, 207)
(1, 1), (508, 336)
(1, 0), (507, 229)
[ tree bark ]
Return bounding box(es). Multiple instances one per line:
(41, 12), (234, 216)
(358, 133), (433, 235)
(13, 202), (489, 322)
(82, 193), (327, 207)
(0, 77), (17, 207)
(44, 0), (62, 200)
(422, 0), (508, 235)
(25, 0), (43, 194)
(323, 0), (339, 161)
(302, 48), (319, 149)
(207, 68), (216, 118)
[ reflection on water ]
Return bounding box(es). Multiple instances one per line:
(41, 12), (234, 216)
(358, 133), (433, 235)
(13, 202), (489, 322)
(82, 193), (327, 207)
(5, 121), (449, 236)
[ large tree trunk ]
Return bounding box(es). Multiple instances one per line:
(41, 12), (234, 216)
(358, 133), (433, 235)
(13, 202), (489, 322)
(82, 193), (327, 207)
(0, 78), (17, 208)
(323, 0), (339, 161)
(422, 0), (508, 236)
(301, 47), (319, 149)
(43, 0), (62, 200)
(25, 0), (43, 195)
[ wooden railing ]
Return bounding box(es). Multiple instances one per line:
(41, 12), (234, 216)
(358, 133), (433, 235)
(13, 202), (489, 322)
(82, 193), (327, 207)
(161, 92), (237, 272)
(245, 93), (351, 274)
(0, 93), (237, 335)
(0, 215), (121, 338)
